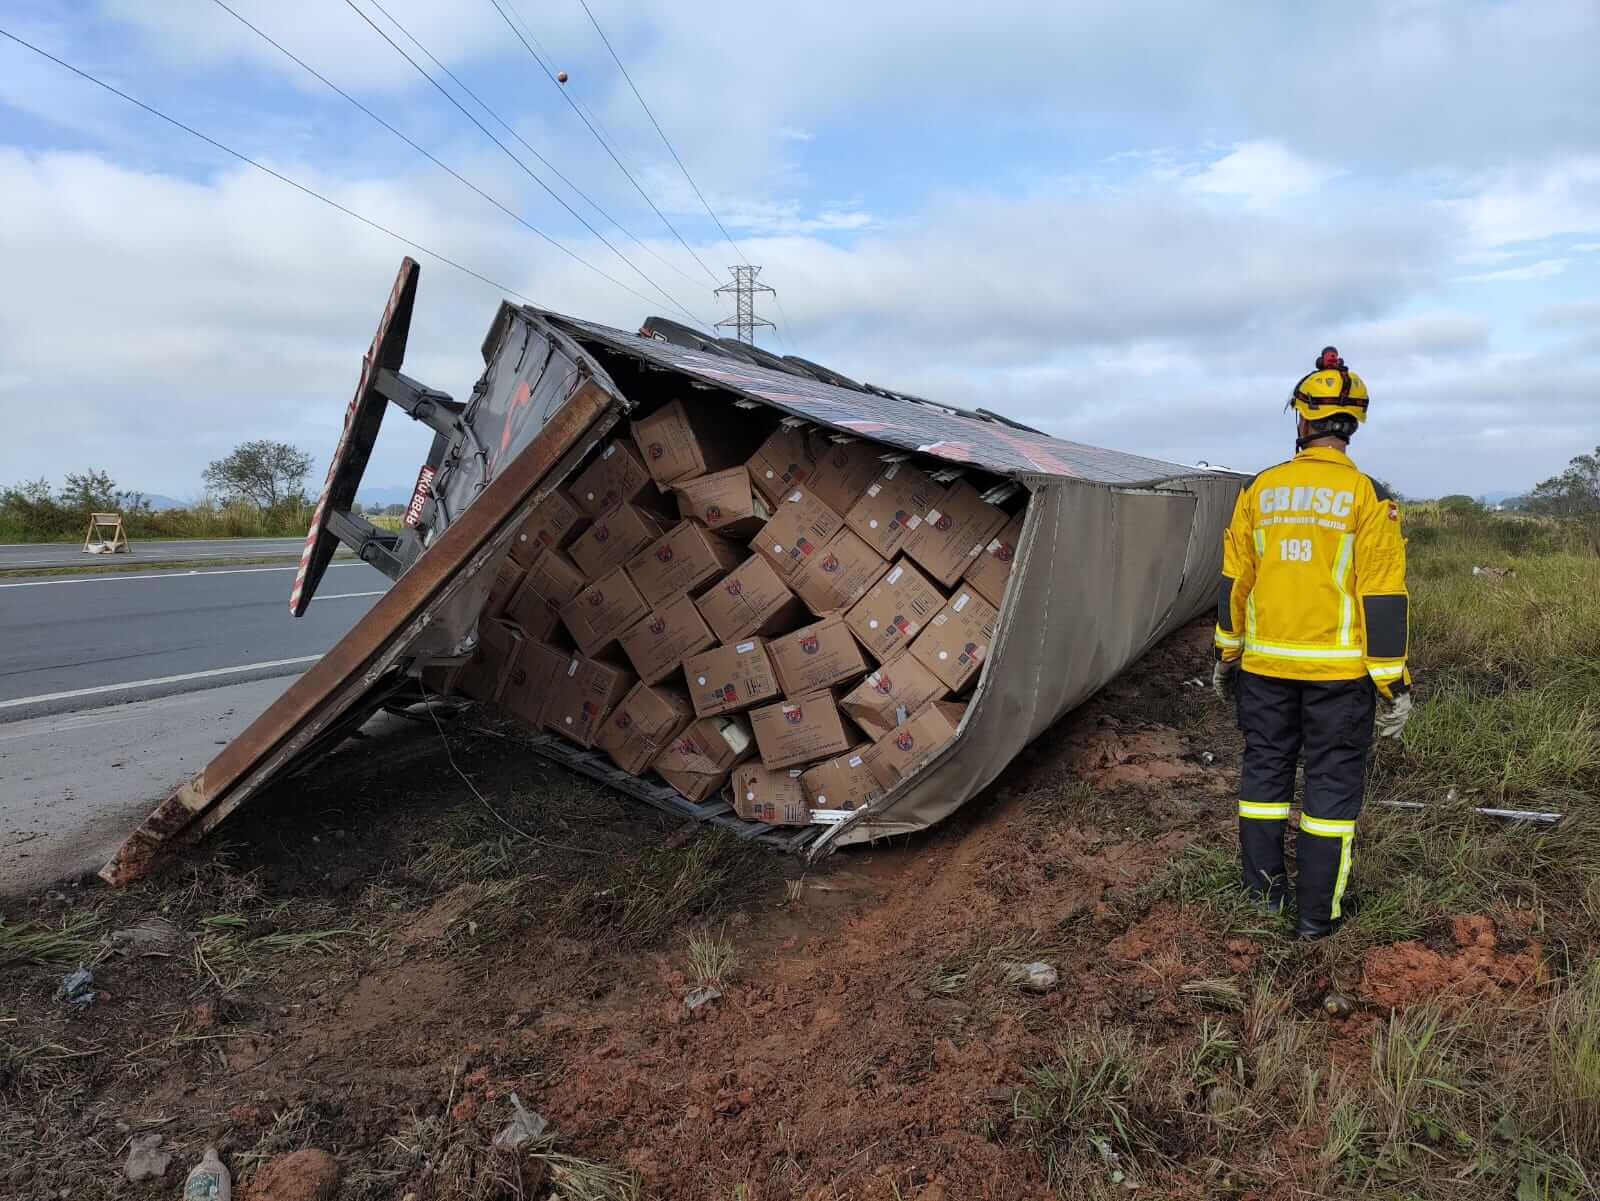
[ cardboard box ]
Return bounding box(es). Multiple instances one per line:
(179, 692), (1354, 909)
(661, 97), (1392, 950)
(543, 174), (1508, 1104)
(653, 715), (755, 801)
(569, 502), (666, 580)
(806, 438), (886, 516)
(909, 588), (999, 692)
(455, 618), (525, 703)
(501, 641), (570, 730)
(748, 690), (853, 769)
(521, 546), (587, 609)
(694, 554), (807, 643)
(482, 555), (525, 619)
(863, 701), (967, 790)
(751, 486), (845, 580)
(544, 654), (636, 747)
(559, 566), (651, 657)
(904, 480), (1011, 587)
(570, 439), (655, 516)
(791, 528), (889, 616)
(800, 745), (884, 813)
(630, 398), (745, 486)
(509, 488), (587, 566)
(625, 519), (744, 607)
(844, 462), (940, 560)
(682, 639), (781, 717)
(594, 681), (695, 775)
(618, 593), (716, 685)
(961, 512), (1024, 609)
(766, 616), (868, 697)
(505, 587), (562, 645)
(729, 762), (811, 825)
(837, 650), (947, 740)
(747, 425), (821, 506)
(673, 467), (771, 539)
(843, 557), (947, 662)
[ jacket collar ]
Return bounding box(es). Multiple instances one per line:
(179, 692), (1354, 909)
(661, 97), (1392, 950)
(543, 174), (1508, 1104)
(1294, 445), (1355, 468)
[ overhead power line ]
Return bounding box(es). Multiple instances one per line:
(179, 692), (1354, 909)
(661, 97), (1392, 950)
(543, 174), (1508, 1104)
(202, 0), (669, 315)
(0, 24), (545, 306)
(490, 0), (722, 285)
(354, 0), (702, 294)
(341, 0), (710, 328)
(567, 0), (798, 352)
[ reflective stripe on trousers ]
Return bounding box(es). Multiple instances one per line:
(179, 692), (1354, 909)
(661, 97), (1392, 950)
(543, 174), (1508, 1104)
(1299, 814), (1356, 920)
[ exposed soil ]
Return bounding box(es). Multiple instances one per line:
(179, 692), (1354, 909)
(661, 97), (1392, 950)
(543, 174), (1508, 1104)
(0, 620), (1562, 1199)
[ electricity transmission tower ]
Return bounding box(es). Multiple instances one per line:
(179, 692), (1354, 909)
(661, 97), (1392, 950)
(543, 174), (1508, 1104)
(714, 266), (776, 345)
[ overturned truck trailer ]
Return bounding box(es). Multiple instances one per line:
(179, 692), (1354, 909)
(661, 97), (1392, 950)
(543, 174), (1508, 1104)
(103, 259), (1241, 885)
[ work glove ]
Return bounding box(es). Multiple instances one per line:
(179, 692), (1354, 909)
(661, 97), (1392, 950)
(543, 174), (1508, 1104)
(1376, 691), (1413, 740)
(1212, 656), (1240, 704)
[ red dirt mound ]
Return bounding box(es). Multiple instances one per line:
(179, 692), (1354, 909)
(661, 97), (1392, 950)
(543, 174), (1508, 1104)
(1359, 914), (1543, 1010)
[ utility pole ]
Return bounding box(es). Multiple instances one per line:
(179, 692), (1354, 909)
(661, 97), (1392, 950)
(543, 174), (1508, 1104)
(714, 266), (776, 345)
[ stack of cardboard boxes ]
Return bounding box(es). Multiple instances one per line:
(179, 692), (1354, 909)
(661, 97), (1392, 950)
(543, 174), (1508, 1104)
(450, 401), (1028, 827)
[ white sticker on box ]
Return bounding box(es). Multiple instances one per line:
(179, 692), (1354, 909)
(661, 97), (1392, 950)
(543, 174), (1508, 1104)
(736, 641), (755, 653)
(967, 543), (984, 557)
(567, 660), (579, 676)
(868, 519), (879, 529)
(926, 509), (942, 525)
(933, 613), (948, 626)
(816, 793), (828, 804)
(884, 463), (900, 480)
(697, 674), (708, 685)
(603, 444), (617, 459)
(887, 565), (903, 584)
(788, 769), (803, 778)
(906, 515), (922, 529)
(866, 483), (881, 498)
(953, 593), (970, 612)
(586, 490), (597, 501)
(866, 671), (882, 687)
(868, 619), (879, 629)
(938, 650), (949, 660)
(772, 543), (784, 554)
(988, 537), (1003, 552)
(847, 755), (863, 768)
(765, 468), (775, 478)
(565, 716), (574, 724)
(746, 790), (755, 800)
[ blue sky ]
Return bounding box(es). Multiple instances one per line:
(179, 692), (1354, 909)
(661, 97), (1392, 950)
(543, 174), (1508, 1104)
(2, 0), (1598, 500)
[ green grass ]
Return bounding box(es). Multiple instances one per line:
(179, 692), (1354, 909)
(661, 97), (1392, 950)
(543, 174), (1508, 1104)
(0, 909), (104, 967)
(687, 926), (737, 987)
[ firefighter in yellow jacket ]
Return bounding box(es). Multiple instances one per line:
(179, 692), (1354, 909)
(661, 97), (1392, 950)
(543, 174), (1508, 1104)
(1212, 348), (1412, 939)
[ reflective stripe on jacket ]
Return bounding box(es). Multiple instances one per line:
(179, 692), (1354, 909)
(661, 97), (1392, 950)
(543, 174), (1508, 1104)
(1214, 446), (1410, 696)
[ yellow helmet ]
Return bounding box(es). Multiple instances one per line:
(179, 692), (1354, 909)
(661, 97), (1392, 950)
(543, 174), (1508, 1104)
(1290, 347), (1369, 425)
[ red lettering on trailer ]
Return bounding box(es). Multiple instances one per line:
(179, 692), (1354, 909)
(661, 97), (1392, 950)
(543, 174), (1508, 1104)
(403, 464), (436, 528)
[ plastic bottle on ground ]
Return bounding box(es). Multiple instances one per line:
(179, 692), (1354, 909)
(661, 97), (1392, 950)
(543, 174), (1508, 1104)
(184, 1146), (231, 1201)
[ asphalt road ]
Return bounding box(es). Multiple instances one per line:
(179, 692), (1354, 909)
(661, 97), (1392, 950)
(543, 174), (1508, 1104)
(0, 535), (308, 570)
(0, 560), (390, 719)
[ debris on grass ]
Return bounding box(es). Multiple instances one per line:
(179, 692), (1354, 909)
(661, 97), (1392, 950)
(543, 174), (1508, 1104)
(1000, 960), (1059, 993)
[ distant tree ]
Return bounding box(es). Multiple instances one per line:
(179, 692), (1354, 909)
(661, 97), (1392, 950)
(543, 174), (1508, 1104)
(1437, 494), (1482, 516)
(1526, 447), (1600, 519)
(203, 440), (313, 508)
(58, 469), (122, 513)
(383, 503), (407, 517)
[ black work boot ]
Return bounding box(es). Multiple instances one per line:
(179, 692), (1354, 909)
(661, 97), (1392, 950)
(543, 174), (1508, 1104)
(1295, 831), (1345, 940)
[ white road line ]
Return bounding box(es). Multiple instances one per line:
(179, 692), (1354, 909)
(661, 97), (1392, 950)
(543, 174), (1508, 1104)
(316, 590), (386, 600)
(0, 656), (323, 711)
(0, 562), (367, 589)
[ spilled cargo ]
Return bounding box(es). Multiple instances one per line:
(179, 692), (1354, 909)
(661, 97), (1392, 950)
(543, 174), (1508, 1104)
(102, 258), (1241, 885)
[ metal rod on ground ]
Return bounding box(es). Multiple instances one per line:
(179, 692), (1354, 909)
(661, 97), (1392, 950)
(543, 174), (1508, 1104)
(1375, 799), (1564, 825)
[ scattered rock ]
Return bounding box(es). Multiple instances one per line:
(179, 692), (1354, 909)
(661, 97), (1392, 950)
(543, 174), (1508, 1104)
(125, 1133), (171, 1183)
(110, 916), (179, 951)
(684, 985), (721, 1010)
(1321, 989), (1355, 1019)
(248, 1149), (340, 1201)
(1000, 961), (1059, 993)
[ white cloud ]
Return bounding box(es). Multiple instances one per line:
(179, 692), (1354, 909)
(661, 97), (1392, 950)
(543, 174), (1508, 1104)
(1460, 258), (1570, 283)
(1189, 141), (1344, 208)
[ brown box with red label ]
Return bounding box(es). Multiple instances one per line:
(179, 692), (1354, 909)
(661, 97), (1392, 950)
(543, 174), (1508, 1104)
(594, 681), (695, 775)
(694, 554), (808, 643)
(766, 616), (867, 698)
(454, 617), (525, 703)
(961, 512), (1024, 609)
(791, 528), (889, 616)
(904, 480), (1010, 587)
(909, 588), (999, 692)
(729, 761), (811, 825)
(482, 555), (525, 619)
(521, 546), (587, 609)
(504, 578), (563, 645)
(630, 399), (748, 486)
(747, 425), (820, 506)
(559, 566), (651, 657)
(800, 745), (883, 813)
(570, 439), (656, 516)
(543, 653), (636, 748)
(805, 438), (885, 515)
(569, 502), (666, 580)
(501, 641), (570, 730)
(843, 557), (947, 662)
(618, 593), (716, 684)
(672, 467), (771, 539)
(844, 463), (941, 560)
(748, 690), (853, 769)
(863, 701), (967, 790)
(682, 639), (781, 717)
(751, 486), (844, 580)
(653, 714), (755, 801)
(625, 519), (744, 607)
(509, 488), (587, 566)
(837, 649), (947, 740)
